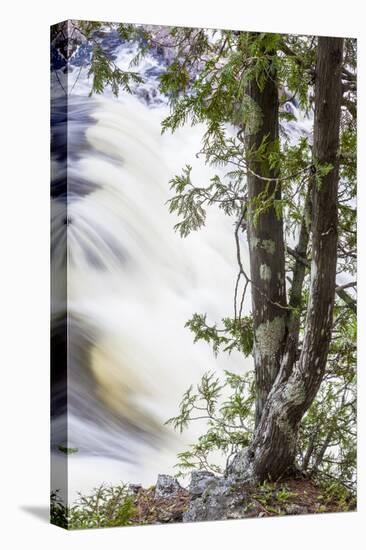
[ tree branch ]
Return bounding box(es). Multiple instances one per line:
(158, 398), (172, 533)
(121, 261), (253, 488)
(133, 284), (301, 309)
(287, 247), (356, 313)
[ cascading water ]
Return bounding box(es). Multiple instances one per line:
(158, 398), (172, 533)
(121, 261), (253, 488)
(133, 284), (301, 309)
(51, 28), (313, 500)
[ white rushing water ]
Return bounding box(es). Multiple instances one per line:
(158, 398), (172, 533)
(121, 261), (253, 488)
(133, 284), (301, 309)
(51, 33), (315, 500)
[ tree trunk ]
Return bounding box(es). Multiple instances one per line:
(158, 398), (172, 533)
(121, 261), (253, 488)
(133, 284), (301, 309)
(245, 49), (287, 427)
(231, 36), (343, 481)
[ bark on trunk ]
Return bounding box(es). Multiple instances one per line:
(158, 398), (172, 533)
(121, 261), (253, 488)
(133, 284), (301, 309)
(279, 183), (312, 383)
(245, 51), (287, 426)
(231, 36), (343, 481)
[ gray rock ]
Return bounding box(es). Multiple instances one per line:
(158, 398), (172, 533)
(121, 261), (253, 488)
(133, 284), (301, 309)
(183, 477), (250, 522)
(128, 483), (142, 494)
(189, 471), (218, 499)
(155, 474), (181, 498)
(285, 503), (307, 515)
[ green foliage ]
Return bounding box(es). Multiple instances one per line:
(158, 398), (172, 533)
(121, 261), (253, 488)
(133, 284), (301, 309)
(251, 181), (282, 227)
(338, 119), (356, 275)
(252, 481), (298, 514)
(51, 484), (136, 530)
(167, 165), (206, 237)
(166, 370), (255, 476)
(318, 479), (356, 511)
(50, 491), (67, 528)
(160, 61), (191, 98)
(168, 165), (244, 237)
(314, 161), (334, 190)
(58, 445), (79, 454)
(78, 21), (104, 39)
(278, 35), (317, 111)
(88, 46), (143, 96)
(185, 313), (253, 356)
(170, 305), (356, 487)
(158, 31), (292, 138)
(297, 303), (356, 492)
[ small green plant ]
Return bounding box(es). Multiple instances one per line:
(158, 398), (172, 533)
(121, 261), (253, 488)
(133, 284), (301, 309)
(166, 370), (255, 476)
(275, 487), (298, 503)
(252, 483), (280, 515)
(318, 479), (356, 511)
(315, 504), (328, 513)
(251, 481), (298, 515)
(50, 491), (68, 529)
(51, 484), (136, 530)
(58, 445), (79, 454)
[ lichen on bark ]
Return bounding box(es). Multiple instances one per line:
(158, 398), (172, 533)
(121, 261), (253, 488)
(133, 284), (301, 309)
(255, 316), (286, 360)
(250, 237), (276, 255)
(259, 263), (272, 281)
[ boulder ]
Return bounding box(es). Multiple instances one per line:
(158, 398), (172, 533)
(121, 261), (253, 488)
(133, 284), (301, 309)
(128, 483), (142, 494)
(183, 477), (251, 522)
(189, 470), (218, 499)
(284, 503), (307, 515)
(155, 474), (182, 498)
